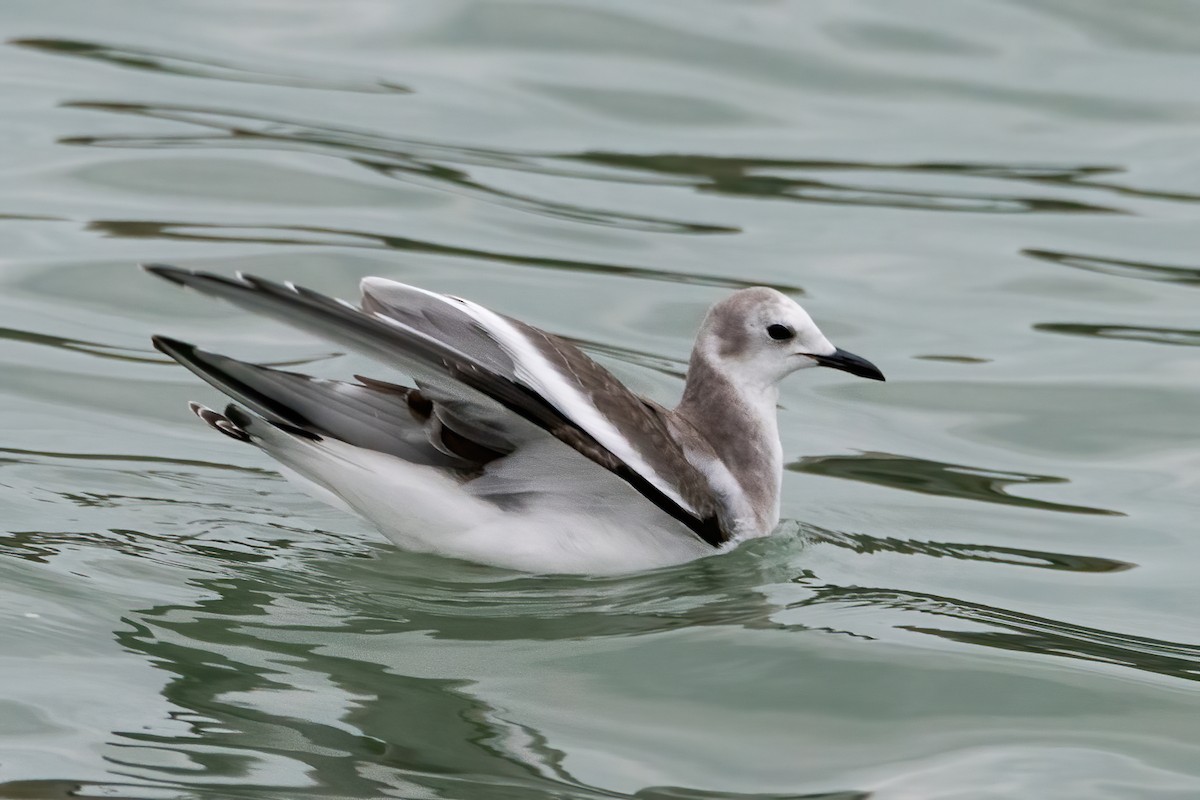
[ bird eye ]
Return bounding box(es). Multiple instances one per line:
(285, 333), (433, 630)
(766, 324), (794, 341)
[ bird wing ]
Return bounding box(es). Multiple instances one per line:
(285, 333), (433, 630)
(146, 265), (728, 546)
(150, 336), (504, 468)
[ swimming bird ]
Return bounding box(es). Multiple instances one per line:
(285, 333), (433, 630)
(146, 265), (884, 574)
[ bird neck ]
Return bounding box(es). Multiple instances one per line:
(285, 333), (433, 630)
(675, 351), (783, 533)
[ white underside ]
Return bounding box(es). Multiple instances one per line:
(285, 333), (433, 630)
(256, 427), (717, 575)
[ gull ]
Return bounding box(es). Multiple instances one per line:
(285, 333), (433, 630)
(146, 265), (884, 574)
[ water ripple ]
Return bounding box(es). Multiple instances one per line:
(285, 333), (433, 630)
(789, 451), (1123, 516)
(59, 101), (1143, 223)
(573, 153), (1127, 215)
(810, 527), (1134, 573)
(792, 582), (1200, 684)
(1035, 323), (1200, 348)
(1024, 248), (1200, 287)
(10, 37), (410, 94)
(0, 324), (344, 368)
(0, 325), (160, 364)
(61, 102), (737, 235)
(84, 217), (788, 291)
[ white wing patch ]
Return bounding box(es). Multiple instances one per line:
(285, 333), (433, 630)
(451, 297), (699, 517)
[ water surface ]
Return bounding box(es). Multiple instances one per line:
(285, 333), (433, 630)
(2, 1), (1199, 797)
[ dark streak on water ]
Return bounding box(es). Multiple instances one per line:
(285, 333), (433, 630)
(790, 451), (1124, 516)
(809, 526), (1135, 574)
(59, 101), (740, 235)
(1034, 322), (1200, 348)
(11, 37), (412, 94)
(792, 580), (1200, 684)
(1024, 248), (1200, 286)
(60, 100), (1151, 222)
(85, 217), (784, 291)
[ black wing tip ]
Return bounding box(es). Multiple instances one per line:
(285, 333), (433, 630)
(151, 333), (195, 358)
(152, 336), (219, 374)
(188, 401), (253, 443)
(142, 263), (261, 290)
(141, 262), (192, 284)
(223, 403), (255, 430)
(187, 401), (314, 444)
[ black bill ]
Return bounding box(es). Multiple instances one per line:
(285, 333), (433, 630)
(812, 348), (886, 381)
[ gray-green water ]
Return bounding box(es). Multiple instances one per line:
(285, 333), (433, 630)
(2, 1), (1199, 797)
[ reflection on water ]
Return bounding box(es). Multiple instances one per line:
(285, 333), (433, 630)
(59, 100), (1144, 226)
(10, 37), (411, 94)
(0, 780), (95, 798)
(791, 579), (1200, 684)
(27, 524), (856, 798)
(5, 511), (1192, 798)
(0, 445), (271, 474)
(2, 440), (1197, 796)
(912, 354), (991, 364)
(111, 578), (568, 798)
(790, 451), (1122, 516)
(1034, 322), (1200, 348)
(84, 217), (780, 291)
(809, 527), (1133, 574)
(633, 790), (868, 800)
(60, 102), (739, 235)
(0, 324), (343, 367)
(1023, 248), (1200, 287)
(570, 153), (1127, 215)
(0, 325), (161, 364)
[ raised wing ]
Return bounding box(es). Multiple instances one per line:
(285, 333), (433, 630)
(146, 265), (728, 546)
